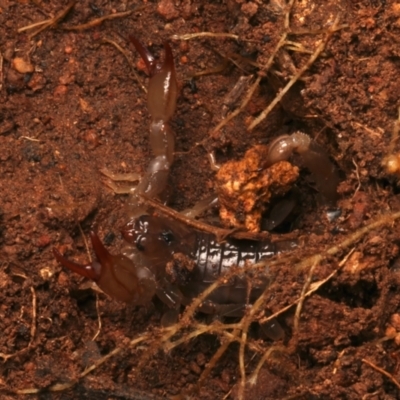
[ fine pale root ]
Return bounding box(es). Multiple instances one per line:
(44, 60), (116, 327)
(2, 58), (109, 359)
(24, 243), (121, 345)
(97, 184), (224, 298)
(17, 1), (76, 39)
(171, 32), (242, 41)
(78, 222), (92, 263)
(62, 10), (135, 31)
(382, 107), (400, 175)
(101, 38), (147, 94)
(247, 14), (342, 131)
(141, 194), (301, 242)
(0, 286), (36, 362)
(290, 247), (355, 335)
(170, 0), (297, 146)
(0, 50), (3, 92)
(17, 3), (138, 39)
(362, 359), (400, 391)
(11, 210), (400, 397)
(91, 294), (102, 341)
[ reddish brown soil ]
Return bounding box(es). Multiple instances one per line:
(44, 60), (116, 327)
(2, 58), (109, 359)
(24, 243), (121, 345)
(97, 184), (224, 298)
(2, 1), (400, 399)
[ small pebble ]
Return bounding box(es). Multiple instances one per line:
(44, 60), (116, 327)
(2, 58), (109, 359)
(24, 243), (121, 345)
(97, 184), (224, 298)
(241, 2), (258, 17)
(179, 41), (189, 53)
(196, 352), (206, 366)
(83, 129), (99, 147)
(390, 313), (400, 331)
(36, 234), (51, 248)
(59, 312), (68, 320)
(27, 73), (46, 92)
(136, 58), (147, 73)
(12, 57), (34, 74)
(181, 368), (190, 376)
(221, 369), (231, 384)
(157, 0), (179, 20)
(57, 271), (70, 287)
(190, 361), (201, 375)
(53, 84), (68, 97)
(39, 267), (54, 281)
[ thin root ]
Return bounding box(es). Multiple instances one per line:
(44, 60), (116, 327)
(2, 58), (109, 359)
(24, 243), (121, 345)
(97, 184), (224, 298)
(382, 107), (400, 175)
(247, 346), (281, 386)
(362, 358), (400, 390)
(210, 0), (295, 141)
(0, 286), (37, 362)
(101, 38), (147, 94)
(17, 1), (76, 38)
(63, 10), (134, 31)
(293, 248), (354, 334)
(293, 258), (319, 334)
(92, 294), (102, 341)
(352, 158), (362, 198)
(78, 222), (92, 263)
(0, 50), (3, 92)
(248, 15), (342, 131)
(197, 327), (241, 390)
(141, 194), (289, 242)
(172, 32), (241, 41)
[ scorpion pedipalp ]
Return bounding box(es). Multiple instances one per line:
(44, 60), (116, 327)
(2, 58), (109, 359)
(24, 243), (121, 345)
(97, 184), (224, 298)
(53, 245), (100, 281)
(128, 35), (157, 76)
(53, 231), (156, 304)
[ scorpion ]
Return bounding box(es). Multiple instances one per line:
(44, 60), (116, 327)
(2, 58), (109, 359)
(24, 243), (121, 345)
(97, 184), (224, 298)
(53, 36), (340, 337)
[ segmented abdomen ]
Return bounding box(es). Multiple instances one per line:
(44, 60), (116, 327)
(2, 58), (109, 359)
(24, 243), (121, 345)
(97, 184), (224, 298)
(194, 232), (277, 284)
(177, 232), (281, 306)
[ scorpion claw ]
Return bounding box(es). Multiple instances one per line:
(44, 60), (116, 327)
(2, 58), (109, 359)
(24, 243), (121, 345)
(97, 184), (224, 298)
(129, 35), (156, 76)
(53, 246), (100, 281)
(54, 231), (157, 304)
(89, 231), (113, 272)
(53, 231), (108, 283)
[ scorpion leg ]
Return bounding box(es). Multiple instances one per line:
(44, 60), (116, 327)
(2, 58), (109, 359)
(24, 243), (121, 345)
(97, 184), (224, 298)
(54, 231), (157, 304)
(100, 168), (140, 195)
(156, 282), (184, 326)
(194, 300), (284, 340)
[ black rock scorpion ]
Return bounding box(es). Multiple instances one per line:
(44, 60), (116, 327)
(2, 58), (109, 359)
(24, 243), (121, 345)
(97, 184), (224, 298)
(54, 37), (339, 338)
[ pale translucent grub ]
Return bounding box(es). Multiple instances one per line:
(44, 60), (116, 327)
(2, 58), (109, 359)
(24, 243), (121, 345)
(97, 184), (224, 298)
(216, 145), (299, 232)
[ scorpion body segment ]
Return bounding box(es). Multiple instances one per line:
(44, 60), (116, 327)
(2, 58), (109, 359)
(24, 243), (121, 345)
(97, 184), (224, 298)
(190, 233), (276, 300)
(123, 214), (283, 308)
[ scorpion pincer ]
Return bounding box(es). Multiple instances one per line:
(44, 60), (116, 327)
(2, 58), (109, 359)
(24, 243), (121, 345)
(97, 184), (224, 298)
(53, 37), (338, 338)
